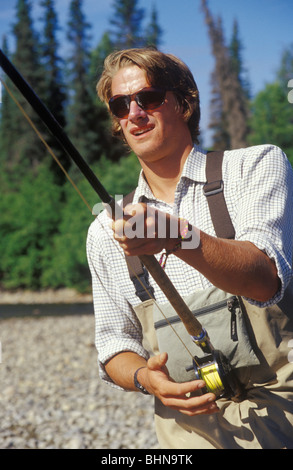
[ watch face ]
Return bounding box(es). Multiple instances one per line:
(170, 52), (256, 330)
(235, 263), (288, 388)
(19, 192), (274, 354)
(137, 383), (150, 395)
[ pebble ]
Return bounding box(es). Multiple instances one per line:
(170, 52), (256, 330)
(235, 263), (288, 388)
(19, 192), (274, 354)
(0, 313), (159, 449)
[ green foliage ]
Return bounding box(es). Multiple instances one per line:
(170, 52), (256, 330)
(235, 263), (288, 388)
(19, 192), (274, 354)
(248, 42), (293, 164)
(41, 179), (94, 292)
(0, 164), (62, 289)
(96, 152), (141, 197)
(248, 82), (293, 165)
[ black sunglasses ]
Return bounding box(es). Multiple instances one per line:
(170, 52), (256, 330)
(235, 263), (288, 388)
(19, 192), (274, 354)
(108, 87), (167, 118)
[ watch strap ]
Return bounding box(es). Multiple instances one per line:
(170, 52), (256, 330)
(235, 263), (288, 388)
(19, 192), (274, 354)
(134, 367), (150, 395)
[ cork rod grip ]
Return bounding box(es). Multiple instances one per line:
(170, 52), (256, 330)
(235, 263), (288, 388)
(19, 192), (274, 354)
(139, 254), (203, 337)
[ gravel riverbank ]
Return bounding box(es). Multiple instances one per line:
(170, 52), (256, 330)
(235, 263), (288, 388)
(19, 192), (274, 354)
(0, 310), (159, 449)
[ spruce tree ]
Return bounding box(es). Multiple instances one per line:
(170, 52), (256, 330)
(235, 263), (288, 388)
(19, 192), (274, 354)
(201, 0), (249, 149)
(229, 20), (250, 100)
(89, 32), (114, 85)
(208, 18), (250, 150)
(208, 69), (231, 150)
(40, 0), (65, 125)
(0, 37), (16, 176)
(109, 0), (145, 49)
(66, 0), (102, 165)
(10, 0), (47, 173)
(40, 0), (69, 180)
(89, 32), (126, 162)
(278, 43), (293, 91)
(145, 4), (163, 48)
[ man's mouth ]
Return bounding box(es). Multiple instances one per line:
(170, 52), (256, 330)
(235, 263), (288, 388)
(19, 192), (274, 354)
(131, 125), (154, 137)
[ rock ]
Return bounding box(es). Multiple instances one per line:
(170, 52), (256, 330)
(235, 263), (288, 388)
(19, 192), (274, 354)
(0, 314), (158, 449)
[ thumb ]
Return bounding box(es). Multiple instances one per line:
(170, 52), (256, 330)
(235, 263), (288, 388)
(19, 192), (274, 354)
(147, 352), (168, 371)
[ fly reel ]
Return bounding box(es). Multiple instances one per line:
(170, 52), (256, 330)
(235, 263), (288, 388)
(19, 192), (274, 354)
(192, 350), (242, 400)
(188, 328), (243, 401)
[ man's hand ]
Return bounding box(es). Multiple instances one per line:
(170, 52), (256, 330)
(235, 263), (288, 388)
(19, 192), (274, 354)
(142, 352), (219, 416)
(111, 203), (182, 256)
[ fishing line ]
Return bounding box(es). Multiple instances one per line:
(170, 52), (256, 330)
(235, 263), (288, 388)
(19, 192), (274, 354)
(198, 363), (224, 395)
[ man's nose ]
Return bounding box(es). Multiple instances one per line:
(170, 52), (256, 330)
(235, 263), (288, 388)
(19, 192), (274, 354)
(128, 100), (147, 121)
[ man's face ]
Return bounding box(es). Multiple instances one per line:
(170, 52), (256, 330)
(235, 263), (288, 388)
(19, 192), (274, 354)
(111, 65), (192, 167)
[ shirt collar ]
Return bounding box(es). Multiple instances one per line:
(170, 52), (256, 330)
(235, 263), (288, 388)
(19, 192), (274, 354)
(180, 145), (207, 183)
(134, 145), (207, 203)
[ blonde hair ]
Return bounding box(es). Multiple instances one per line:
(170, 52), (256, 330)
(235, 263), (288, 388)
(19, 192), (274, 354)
(97, 48), (200, 143)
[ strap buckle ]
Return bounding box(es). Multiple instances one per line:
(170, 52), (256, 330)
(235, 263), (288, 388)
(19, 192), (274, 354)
(203, 180), (224, 197)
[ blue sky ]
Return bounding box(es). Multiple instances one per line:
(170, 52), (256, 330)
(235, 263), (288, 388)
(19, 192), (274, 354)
(0, 0), (292, 146)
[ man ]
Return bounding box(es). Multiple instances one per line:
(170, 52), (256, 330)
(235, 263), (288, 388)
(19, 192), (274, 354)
(87, 48), (293, 448)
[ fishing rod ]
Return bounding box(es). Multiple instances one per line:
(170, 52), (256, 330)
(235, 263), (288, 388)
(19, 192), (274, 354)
(0, 48), (242, 400)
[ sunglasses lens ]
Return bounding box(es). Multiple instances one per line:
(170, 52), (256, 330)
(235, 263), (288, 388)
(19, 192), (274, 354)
(109, 88), (166, 118)
(137, 89), (166, 110)
(109, 96), (130, 118)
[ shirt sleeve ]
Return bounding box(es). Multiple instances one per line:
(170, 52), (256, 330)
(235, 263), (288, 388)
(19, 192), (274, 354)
(86, 215), (150, 388)
(230, 145), (293, 306)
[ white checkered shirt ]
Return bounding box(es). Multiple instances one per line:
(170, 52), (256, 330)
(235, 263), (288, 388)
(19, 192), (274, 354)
(86, 144), (293, 386)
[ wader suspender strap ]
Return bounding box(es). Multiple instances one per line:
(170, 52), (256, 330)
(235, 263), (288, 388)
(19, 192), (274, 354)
(124, 151), (235, 301)
(203, 151), (235, 240)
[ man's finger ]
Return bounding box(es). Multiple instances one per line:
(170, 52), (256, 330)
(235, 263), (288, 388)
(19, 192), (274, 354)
(147, 352), (169, 371)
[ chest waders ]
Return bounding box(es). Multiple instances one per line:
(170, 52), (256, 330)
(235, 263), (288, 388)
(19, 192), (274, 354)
(124, 152), (293, 449)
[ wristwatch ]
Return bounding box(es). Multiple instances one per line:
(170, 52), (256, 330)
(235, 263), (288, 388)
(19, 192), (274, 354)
(134, 367), (150, 395)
